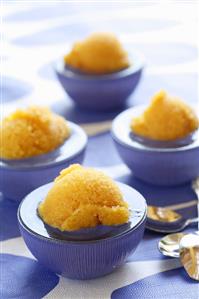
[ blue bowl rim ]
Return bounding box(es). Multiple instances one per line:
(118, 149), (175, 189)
(54, 50), (145, 81)
(18, 181), (147, 245)
(111, 105), (199, 153)
(0, 121), (87, 171)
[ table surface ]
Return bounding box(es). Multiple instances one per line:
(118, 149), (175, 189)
(1, 1), (199, 298)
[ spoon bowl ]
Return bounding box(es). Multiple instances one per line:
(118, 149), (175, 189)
(180, 231), (199, 281)
(147, 206), (182, 222)
(158, 231), (199, 281)
(158, 232), (185, 258)
(146, 205), (198, 233)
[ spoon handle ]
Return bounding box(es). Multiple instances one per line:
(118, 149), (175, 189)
(192, 177), (199, 230)
(185, 217), (199, 228)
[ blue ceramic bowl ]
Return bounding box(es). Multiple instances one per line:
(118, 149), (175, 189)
(0, 122), (87, 201)
(54, 51), (144, 111)
(18, 181), (146, 280)
(111, 106), (199, 186)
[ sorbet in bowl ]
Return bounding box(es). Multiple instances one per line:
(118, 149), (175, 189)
(112, 90), (199, 186)
(131, 90), (198, 142)
(55, 32), (144, 110)
(0, 107), (87, 201)
(38, 164), (129, 233)
(64, 32), (130, 74)
(18, 164), (147, 279)
(0, 106), (70, 159)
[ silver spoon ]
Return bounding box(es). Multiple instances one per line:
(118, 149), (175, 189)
(192, 177), (199, 230)
(147, 205), (182, 222)
(146, 205), (199, 233)
(146, 177), (199, 233)
(180, 231), (199, 281)
(158, 232), (185, 258)
(159, 231), (199, 281)
(192, 177), (199, 198)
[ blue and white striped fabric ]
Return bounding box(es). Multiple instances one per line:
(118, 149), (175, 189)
(1, 1), (198, 298)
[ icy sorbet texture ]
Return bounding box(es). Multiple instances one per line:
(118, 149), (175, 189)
(64, 32), (130, 74)
(131, 90), (198, 141)
(38, 164), (129, 231)
(0, 106), (70, 159)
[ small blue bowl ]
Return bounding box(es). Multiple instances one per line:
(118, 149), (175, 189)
(54, 51), (144, 111)
(18, 181), (146, 280)
(111, 106), (199, 186)
(0, 122), (87, 201)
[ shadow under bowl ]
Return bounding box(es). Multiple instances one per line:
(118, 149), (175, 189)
(54, 51), (144, 111)
(18, 181), (146, 280)
(0, 121), (87, 202)
(111, 106), (199, 186)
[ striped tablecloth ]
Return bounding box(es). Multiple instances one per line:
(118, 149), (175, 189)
(1, 1), (199, 298)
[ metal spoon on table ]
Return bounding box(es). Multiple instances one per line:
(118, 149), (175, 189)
(158, 232), (185, 258)
(192, 177), (199, 229)
(146, 177), (199, 233)
(158, 231), (199, 281)
(146, 205), (198, 233)
(180, 232), (199, 281)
